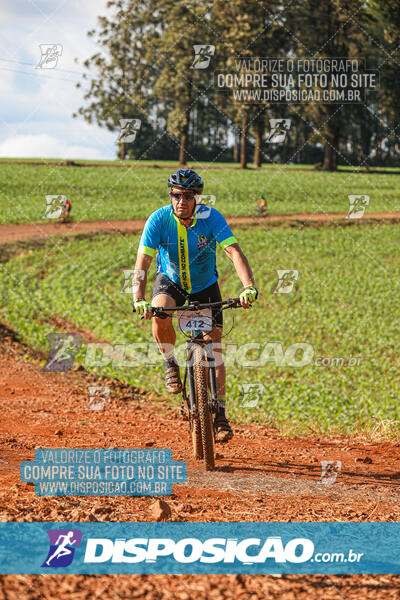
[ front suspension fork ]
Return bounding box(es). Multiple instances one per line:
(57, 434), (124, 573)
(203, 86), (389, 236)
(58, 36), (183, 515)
(185, 342), (196, 425)
(204, 339), (218, 414)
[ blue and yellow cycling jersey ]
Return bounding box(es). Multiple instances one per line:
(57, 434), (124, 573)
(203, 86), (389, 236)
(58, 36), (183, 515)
(138, 205), (238, 294)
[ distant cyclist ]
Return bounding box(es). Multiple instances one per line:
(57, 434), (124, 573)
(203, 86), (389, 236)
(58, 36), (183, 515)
(59, 197), (72, 222)
(133, 169), (258, 442)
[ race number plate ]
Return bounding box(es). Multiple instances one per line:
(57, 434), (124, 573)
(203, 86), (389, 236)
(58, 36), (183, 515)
(178, 308), (212, 332)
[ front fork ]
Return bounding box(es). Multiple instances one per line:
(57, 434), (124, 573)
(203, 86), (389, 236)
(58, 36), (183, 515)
(185, 342), (196, 424)
(204, 339), (219, 415)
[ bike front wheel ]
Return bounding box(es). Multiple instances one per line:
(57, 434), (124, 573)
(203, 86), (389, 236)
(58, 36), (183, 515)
(192, 344), (215, 471)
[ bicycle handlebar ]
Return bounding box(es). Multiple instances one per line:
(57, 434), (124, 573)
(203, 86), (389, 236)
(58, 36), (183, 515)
(133, 297), (245, 317)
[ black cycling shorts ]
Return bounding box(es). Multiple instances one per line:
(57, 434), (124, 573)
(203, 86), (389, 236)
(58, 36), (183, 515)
(151, 273), (223, 328)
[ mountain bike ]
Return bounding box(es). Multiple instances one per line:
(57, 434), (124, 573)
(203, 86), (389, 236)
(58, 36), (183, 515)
(135, 298), (243, 471)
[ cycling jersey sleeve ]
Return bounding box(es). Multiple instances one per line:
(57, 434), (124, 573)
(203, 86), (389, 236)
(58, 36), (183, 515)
(138, 210), (161, 257)
(210, 208), (238, 249)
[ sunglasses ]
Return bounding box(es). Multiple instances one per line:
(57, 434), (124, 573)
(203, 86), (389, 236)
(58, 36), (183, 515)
(170, 190), (196, 201)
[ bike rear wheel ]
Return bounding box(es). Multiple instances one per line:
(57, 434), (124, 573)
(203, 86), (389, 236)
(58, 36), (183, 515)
(192, 344), (215, 471)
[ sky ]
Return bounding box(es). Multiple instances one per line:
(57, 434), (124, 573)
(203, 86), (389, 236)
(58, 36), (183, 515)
(0, 0), (118, 159)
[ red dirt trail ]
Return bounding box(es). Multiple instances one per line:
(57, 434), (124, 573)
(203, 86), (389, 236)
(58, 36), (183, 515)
(1, 212), (400, 244)
(0, 323), (400, 597)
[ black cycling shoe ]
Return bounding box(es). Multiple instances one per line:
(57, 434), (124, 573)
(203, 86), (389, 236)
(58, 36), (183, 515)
(214, 414), (234, 442)
(165, 362), (182, 394)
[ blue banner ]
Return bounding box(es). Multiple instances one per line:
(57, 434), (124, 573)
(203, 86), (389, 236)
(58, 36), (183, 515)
(1, 522), (400, 574)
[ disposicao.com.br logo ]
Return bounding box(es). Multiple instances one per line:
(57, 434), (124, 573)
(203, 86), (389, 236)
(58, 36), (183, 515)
(39, 530), (365, 571)
(83, 536), (314, 564)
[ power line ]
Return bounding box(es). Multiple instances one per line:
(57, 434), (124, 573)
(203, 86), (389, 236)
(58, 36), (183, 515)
(0, 57), (87, 76)
(0, 66), (79, 84)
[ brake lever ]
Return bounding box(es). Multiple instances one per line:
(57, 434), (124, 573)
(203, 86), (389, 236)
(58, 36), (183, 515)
(153, 310), (168, 319)
(133, 305), (169, 320)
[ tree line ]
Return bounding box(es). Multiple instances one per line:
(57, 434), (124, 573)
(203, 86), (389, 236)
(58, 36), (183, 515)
(74, 0), (400, 170)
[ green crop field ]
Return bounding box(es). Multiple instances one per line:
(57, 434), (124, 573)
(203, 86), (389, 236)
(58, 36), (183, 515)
(1, 162), (399, 224)
(1, 223), (399, 434)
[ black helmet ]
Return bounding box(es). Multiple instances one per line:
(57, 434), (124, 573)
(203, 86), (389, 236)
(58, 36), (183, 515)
(168, 169), (204, 193)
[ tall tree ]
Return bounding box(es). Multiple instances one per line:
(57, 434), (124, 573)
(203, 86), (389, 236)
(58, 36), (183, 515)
(74, 0), (164, 160)
(212, 0), (287, 168)
(367, 1), (400, 164)
(152, 0), (214, 165)
(288, 0), (371, 170)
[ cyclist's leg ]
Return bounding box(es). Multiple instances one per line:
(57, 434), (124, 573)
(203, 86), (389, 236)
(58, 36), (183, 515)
(151, 293), (176, 357)
(203, 326), (232, 441)
(151, 273), (186, 353)
(151, 274), (186, 393)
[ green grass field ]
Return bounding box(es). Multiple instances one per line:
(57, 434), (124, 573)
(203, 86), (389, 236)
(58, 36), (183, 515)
(1, 161), (399, 224)
(1, 223), (399, 433)
(0, 158), (316, 167)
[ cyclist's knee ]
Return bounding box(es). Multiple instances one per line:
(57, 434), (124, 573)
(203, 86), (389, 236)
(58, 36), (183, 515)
(153, 314), (173, 329)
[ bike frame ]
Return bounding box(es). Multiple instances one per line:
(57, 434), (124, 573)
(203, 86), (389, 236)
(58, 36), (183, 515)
(147, 298), (242, 431)
(134, 298), (244, 439)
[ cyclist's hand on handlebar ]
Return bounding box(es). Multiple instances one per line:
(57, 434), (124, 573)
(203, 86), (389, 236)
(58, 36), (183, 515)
(134, 298), (152, 319)
(239, 286), (258, 308)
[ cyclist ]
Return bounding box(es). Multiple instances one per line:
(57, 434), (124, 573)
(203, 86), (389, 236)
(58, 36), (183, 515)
(133, 169), (258, 442)
(59, 197), (72, 221)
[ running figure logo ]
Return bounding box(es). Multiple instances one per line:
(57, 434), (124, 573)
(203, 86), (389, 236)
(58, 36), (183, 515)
(195, 195), (215, 219)
(266, 119), (291, 144)
(118, 119), (141, 143)
(191, 45), (215, 69)
(318, 460), (342, 485)
(347, 194), (370, 219)
(120, 269), (145, 294)
(43, 195), (66, 219)
(239, 383), (266, 408)
(273, 270), (299, 294)
(36, 44), (63, 69)
(42, 529), (82, 567)
(42, 333), (82, 372)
